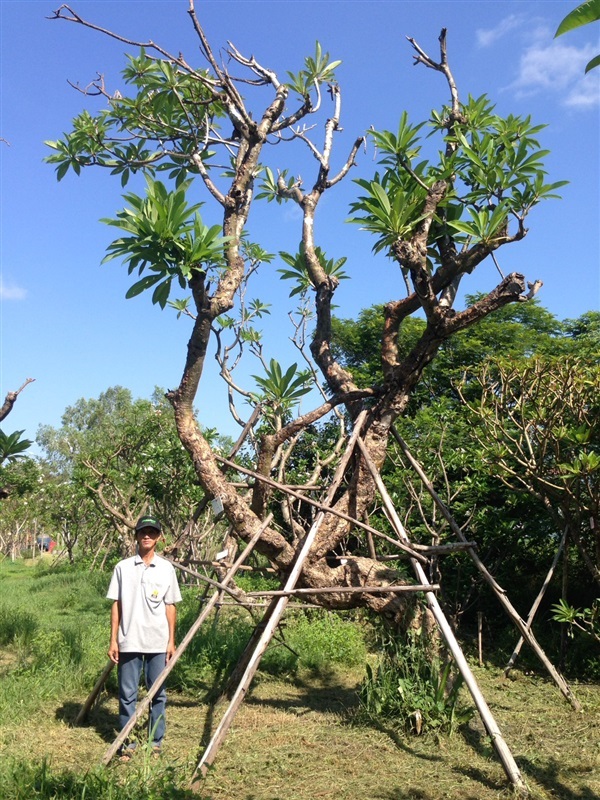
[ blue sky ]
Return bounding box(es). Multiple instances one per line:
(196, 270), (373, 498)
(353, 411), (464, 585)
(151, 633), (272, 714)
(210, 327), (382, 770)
(1, 0), (599, 451)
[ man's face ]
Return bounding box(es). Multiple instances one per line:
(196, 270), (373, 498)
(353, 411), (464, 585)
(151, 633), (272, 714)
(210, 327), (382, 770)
(136, 526), (161, 554)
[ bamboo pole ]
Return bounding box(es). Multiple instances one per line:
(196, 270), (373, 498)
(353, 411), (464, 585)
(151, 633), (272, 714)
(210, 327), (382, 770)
(167, 561), (245, 602)
(100, 515), (272, 765)
(384, 541), (478, 555)
(191, 411), (368, 787)
(504, 528), (567, 677)
(357, 438), (527, 795)
(244, 584), (438, 598)
(391, 428), (581, 713)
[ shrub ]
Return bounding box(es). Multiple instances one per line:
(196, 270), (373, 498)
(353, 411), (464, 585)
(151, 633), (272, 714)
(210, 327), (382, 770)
(358, 627), (473, 735)
(284, 611), (366, 672)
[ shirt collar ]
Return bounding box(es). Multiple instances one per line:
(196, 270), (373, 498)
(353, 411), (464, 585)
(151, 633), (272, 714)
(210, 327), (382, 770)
(134, 551), (156, 566)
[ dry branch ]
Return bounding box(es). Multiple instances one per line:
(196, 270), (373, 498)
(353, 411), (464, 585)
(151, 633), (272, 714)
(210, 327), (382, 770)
(0, 378), (35, 422)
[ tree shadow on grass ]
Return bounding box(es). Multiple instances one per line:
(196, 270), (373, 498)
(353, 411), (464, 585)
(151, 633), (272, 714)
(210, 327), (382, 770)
(452, 764), (508, 794)
(242, 671), (361, 717)
(55, 699), (120, 743)
(454, 724), (600, 798)
(242, 673), (448, 765)
(517, 756), (599, 800)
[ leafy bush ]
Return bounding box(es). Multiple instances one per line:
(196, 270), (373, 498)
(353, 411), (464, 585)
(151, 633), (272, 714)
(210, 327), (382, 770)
(358, 628), (473, 735)
(284, 611), (366, 672)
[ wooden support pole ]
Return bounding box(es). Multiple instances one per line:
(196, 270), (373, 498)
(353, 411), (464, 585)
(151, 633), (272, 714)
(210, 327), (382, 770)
(167, 561), (245, 602)
(391, 427), (581, 713)
(100, 516), (272, 766)
(74, 659), (114, 725)
(381, 541), (478, 556)
(191, 411), (368, 788)
(357, 438), (527, 795)
(245, 584), (439, 598)
(504, 527), (567, 677)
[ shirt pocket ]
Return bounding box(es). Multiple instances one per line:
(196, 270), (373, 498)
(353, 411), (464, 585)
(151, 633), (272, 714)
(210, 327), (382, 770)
(143, 579), (168, 607)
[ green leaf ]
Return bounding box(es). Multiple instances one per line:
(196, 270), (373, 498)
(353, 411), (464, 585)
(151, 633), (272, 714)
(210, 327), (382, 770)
(585, 53), (600, 72)
(555, 0), (600, 36)
(125, 273), (164, 299)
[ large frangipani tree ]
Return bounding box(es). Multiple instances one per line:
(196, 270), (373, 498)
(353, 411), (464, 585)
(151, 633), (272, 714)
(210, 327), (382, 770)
(47, 4), (565, 622)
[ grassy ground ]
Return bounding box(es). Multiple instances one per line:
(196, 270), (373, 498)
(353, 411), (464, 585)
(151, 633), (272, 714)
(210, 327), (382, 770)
(0, 559), (598, 799)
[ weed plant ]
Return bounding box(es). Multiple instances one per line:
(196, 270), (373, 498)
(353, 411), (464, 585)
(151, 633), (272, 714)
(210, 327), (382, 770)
(358, 626), (473, 735)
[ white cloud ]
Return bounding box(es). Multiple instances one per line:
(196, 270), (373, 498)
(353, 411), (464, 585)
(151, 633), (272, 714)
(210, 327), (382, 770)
(507, 40), (599, 108)
(477, 15), (524, 48)
(564, 79), (600, 109)
(0, 279), (27, 300)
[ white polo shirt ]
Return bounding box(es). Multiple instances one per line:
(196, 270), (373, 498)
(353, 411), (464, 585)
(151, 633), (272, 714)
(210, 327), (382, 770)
(107, 552), (182, 653)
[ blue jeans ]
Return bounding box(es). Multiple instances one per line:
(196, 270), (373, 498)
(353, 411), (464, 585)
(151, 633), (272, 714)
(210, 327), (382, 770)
(118, 652), (167, 747)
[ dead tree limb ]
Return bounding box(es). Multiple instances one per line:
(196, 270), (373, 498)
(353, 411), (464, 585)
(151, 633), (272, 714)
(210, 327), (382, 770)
(0, 378), (35, 422)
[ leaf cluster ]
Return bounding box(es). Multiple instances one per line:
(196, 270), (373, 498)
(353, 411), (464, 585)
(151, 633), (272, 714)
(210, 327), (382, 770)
(555, 0), (600, 73)
(278, 243), (348, 297)
(101, 177), (228, 308)
(45, 49), (223, 185)
(250, 359), (312, 424)
(285, 42), (342, 97)
(0, 429), (32, 466)
(349, 96), (566, 266)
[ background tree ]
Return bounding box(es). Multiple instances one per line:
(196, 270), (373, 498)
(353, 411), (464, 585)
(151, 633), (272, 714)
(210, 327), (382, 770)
(37, 386), (211, 558)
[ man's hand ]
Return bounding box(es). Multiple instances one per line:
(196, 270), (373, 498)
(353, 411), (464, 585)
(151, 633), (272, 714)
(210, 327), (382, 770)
(166, 641), (176, 662)
(108, 643), (119, 664)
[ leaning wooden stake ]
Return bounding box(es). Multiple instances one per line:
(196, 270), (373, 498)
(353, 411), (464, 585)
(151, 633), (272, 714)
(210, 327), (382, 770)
(190, 411), (368, 788)
(504, 527), (567, 677)
(74, 659), (115, 725)
(357, 438), (527, 795)
(391, 428), (581, 713)
(100, 516), (272, 766)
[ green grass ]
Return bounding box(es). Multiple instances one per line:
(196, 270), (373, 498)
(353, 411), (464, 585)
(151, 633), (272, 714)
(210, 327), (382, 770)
(1, 560), (599, 799)
(0, 756), (204, 799)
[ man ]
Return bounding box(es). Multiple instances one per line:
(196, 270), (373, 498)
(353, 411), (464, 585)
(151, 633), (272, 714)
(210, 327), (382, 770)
(107, 514), (182, 759)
